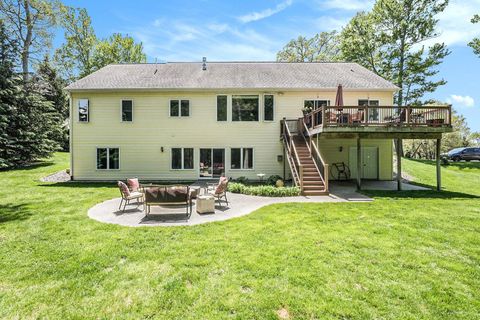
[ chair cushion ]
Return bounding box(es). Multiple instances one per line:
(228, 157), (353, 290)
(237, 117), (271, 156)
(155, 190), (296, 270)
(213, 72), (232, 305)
(118, 181), (130, 197)
(127, 178), (140, 192)
(215, 177), (229, 194)
(127, 191), (143, 200)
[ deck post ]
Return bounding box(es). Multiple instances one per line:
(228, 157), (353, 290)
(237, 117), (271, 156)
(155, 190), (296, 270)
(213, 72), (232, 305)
(356, 136), (361, 190)
(436, 138), (441, 191)
(396, 138), (402, 191)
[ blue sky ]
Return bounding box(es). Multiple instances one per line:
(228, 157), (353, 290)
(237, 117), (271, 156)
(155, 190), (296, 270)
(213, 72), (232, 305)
(58, 0), (480, 131)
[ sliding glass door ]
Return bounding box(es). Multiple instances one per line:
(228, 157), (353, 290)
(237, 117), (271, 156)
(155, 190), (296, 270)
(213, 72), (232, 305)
(199, 148), (225, 178)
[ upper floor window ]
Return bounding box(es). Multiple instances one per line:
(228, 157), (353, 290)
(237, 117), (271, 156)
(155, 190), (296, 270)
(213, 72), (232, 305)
(171, 148), (194, 170)
(78, 99), (89, 122)
(359, 100), (379, 121)
(170, 100), (190, 117)
(121, 100), (133, 122)
(217, 95), (227, 121)
(264, 95), (274, 121)
(97, 148), (119, 170)
(232, 95), (258, 121)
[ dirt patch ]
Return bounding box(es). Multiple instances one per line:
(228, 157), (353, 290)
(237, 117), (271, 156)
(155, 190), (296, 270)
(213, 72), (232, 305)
(277, 307), (290, 319)
(40, 170), (70, 183)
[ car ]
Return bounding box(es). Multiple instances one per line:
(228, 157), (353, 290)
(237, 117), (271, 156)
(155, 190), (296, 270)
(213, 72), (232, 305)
(442, 147), (480, 162)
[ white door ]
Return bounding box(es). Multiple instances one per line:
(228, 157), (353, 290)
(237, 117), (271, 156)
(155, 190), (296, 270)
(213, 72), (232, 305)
(349, 147), (378, 179)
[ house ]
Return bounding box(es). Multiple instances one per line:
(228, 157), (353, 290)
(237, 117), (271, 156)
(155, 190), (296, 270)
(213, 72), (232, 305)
(65, 61), (452, 195)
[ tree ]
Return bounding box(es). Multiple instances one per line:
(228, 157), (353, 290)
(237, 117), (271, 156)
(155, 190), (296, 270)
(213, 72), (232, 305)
(33, 56), (69, 150)
(0, 0), (58, 81)
(277, 31), (341, 62)
(469, 14), (480, 57)
(0, 21), (59, 168)
(340, 0), (450, 106)
(90, 33), (147, 71)
(54, 6), (96, 82)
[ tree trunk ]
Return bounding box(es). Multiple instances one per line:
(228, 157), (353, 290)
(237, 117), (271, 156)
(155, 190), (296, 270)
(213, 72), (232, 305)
(22, 0), (33, 82)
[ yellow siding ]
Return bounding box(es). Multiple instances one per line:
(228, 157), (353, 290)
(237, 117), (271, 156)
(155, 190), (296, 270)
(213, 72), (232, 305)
(70, 90), (395, 181)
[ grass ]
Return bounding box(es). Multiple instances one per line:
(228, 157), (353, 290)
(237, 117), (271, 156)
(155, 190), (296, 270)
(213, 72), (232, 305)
(0, 153), (479, 319)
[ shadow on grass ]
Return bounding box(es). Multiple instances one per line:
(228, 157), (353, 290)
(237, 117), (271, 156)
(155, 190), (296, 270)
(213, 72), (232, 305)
(407, 158), (480, 170)
(0, 161), (55, 172)
(0, 203), (32, 223)
(362, 189), (479, 199)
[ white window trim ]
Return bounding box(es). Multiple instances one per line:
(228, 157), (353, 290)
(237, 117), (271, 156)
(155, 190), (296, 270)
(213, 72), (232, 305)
(95, 147), (120, 170)
(216, 94), (228, 122)
(230, 147), (255, 170)
(358, 99), (380, 121)
(170, 147), (195, 170)
(169, 99), (191, 118)
(78, 98), (89, 123)
(120, 99), (134, 122)
(263, 94), (275, 122)
(231, 94), (260, 122)
(303, 99), (331, 108)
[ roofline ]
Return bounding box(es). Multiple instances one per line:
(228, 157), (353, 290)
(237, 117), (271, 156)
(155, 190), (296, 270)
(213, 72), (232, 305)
(65, 87), (399, 93)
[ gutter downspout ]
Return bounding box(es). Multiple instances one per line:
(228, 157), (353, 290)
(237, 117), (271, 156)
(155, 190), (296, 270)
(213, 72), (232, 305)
(68, 92), (74, 180)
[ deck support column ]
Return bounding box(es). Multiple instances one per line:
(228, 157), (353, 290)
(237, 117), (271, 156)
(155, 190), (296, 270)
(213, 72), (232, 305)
(396, 138), (402, 191)
(356, 136), (361, 190)
(436, 138), (442, 191)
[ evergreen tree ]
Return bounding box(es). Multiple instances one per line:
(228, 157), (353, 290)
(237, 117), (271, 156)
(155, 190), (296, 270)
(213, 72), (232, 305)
(34, 56), (69, 150)
(0, 20), (59, 168)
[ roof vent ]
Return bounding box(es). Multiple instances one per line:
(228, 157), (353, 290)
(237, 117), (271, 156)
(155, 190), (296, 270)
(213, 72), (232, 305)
(202, 57), (207, 71)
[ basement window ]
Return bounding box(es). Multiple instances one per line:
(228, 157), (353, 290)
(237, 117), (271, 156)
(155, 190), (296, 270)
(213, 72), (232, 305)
(96, 148), (119, 170)
(231, 148), (254, 169)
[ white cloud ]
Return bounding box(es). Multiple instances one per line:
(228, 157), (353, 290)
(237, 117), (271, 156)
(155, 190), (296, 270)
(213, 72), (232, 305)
(416, 0), (480, 47)
(237, 0), (293, 23)
(312, 16), (350, 31)
(447, 95), (475, 107)
(320, 0), (374, 11)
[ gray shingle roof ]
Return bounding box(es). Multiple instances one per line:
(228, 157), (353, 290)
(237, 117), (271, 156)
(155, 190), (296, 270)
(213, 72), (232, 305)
(65, 62), (398, 91)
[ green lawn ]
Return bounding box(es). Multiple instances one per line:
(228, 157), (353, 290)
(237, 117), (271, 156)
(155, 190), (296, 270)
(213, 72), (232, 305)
(0, 153), (479, 319)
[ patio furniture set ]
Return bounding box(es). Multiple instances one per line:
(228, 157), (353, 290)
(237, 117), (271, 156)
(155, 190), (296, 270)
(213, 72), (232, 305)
(117, 177), (230, 218)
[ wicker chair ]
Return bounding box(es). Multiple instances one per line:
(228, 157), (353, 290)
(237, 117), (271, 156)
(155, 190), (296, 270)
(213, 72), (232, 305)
(206, 176), (230, 207)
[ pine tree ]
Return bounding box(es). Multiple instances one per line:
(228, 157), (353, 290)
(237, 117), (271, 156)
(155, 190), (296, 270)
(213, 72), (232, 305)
(34, 56), (69, 150)
(0, 20), (60, 168)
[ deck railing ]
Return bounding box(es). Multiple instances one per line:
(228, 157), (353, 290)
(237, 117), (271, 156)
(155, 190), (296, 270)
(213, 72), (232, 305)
(304, 105), (452, 130)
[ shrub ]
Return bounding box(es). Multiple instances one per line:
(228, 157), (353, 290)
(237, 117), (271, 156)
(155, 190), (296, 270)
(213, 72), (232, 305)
(266, 174), (283, 186)
(235, 176), (249, 184)
(228, 182), (300, 197)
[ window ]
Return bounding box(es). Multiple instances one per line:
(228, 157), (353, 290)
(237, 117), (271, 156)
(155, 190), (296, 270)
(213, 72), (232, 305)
(170, 100), (190, 117)
(304, 100), (330, 111)
(231, 148), (254, 169)
(264, 95), (274, 121)
(171, 148), (194, 169)
(359, 100), (379, 121)
(217, 95), (227, 121)
(121, 100), (133, 122)
(96, 148), (119, 170)
(78, 99), (89, 122)
(232, 95), (259, 121)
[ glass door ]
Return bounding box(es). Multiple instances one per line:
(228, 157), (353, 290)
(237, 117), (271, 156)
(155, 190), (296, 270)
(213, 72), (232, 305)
(199, 148), (225, 178)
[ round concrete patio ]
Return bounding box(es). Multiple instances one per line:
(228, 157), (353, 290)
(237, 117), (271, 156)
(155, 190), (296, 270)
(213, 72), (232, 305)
(87, 180), (427, 227)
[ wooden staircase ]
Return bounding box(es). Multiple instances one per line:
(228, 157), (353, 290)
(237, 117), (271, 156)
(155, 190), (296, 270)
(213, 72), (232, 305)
(293, 136), (327, 195)
(281, 118), (329, 196)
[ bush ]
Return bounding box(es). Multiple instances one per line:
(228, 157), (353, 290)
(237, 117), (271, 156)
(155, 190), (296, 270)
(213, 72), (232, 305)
(266, 174), (283, 186)
(228, 182), (300, 197)
(235, 176), (249, 184)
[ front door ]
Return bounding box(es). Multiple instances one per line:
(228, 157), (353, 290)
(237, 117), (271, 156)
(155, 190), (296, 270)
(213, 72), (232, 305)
(199, 148), (225, 178)
(349, 147), (378, 179)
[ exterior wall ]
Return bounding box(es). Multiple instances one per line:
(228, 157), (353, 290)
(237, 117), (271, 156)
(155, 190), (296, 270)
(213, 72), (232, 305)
(317, 138), (393, 180)
(70, 89), (395, 181)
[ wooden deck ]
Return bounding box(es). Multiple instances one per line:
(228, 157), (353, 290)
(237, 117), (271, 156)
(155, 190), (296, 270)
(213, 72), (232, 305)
(303, 105), (453, 135)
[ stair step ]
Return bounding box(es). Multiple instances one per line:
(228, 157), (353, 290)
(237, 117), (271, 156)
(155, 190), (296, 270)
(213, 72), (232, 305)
(303, 185), (325, 190)
(303, 190), (329, 196)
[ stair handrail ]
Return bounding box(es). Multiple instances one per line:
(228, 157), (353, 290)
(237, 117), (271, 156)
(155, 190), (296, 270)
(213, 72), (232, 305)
(301, 117), (329, 192)
(281, 120), (303, 189)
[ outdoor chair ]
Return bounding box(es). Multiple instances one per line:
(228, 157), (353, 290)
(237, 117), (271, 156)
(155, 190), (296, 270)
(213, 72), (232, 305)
(118, 181), (143, 212)
(206, 176), (230, 207)
(330, 162), (351, 180)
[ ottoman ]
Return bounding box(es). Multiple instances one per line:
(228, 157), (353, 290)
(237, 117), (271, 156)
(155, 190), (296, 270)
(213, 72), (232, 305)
(196, 195), (215, 214)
